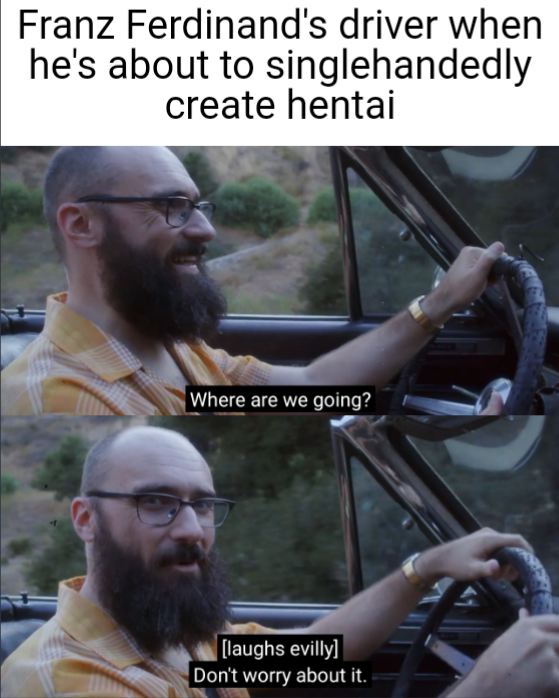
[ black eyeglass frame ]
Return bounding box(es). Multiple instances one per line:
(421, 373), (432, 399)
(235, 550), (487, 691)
(75, 196), (217, 228)
(86, 490), (235, 528)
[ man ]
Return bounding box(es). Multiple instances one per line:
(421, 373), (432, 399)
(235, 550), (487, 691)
(1, 147), (504, 416)
(2, 427), (557, 698)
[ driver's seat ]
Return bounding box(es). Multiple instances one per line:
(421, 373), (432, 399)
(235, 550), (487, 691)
(0, 620), (45, 665)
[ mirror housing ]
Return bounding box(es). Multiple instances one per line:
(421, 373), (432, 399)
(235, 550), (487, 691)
(444, 416), (546, 471)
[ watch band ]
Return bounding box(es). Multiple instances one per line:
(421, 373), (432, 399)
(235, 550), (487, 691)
(408, 295), (444, 334)
(401, 553), (435, 593)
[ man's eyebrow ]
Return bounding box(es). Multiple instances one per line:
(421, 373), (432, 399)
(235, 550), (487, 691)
(133, 483), (217, 498)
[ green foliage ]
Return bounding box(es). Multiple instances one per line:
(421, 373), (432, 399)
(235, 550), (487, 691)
(7, 537), (33, 557)
(214, 177), (300, 237)
(25, 435), (88, 594)
(149, 417), (348, 603)
(32, 435), (88, 501)
(218, 476), (346, 602)
(308, 186), (389, 227)
(301, 185), (436, 315)
(183, 151), (219, 199)
(299, 236), (347, 315)
(25, 519), (86, 596)
(1, 473), (19, 495)
(307, 187), (338, 225)
(1, 181), (44, 232)
(154, 417), (335, 500)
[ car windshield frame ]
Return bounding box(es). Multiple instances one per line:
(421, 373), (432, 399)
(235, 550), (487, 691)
(337, 146), (529, 317)
(331, 416), (526, 616)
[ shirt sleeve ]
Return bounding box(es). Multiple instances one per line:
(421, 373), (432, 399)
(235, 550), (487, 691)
(199, 345), (273, 386)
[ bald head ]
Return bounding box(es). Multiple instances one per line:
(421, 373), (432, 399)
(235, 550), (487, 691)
(43, 146), (188, 260)
(80, 426), (210, 497)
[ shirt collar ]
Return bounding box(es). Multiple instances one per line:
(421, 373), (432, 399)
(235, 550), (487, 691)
(43, 293), (142, 383)
(56, 577), (146, 670)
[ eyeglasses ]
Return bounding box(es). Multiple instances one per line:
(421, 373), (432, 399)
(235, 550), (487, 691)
(86, 491), (235, 528)
(76, 196), (216, 228)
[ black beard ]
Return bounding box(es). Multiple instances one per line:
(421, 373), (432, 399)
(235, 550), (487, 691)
(92, 516), (232, 655)
(96, 219), (228, 345)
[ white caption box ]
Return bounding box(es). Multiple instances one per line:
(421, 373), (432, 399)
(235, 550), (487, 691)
(1, 0), (558, 145)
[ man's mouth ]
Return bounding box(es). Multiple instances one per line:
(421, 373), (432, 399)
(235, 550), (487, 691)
(160, 548), (206, 571)
(172, 255), (200, 273)
(171, 561), (200, 572)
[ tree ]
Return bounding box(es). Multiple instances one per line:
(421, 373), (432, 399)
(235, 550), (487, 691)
(25, 520), (86, 596)
(31, 435), (88, 500)
(183, 151), (219, 199)
(217, 476), (347, 603)
(151, 417), (336, 500)
(26, 435), (88, 593)
(150, 417), (349, 602)
(1, 473), (19, 494)
(213, 177), (301, 238)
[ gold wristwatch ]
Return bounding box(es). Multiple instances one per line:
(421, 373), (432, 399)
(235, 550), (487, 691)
(401, 553), (435, 594)
(408, 295), (444, 334)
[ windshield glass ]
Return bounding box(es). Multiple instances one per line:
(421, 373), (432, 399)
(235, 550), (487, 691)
(410, 416), (559, 591)
(406, 147), (559, 306)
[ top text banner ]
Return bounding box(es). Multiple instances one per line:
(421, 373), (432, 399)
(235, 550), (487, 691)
(1, 1), (558, 145)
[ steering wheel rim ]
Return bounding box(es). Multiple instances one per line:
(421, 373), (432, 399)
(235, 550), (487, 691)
(492, 256), (548, 415)
(391, 546), (554, 698)
(392, 255), (547, 416)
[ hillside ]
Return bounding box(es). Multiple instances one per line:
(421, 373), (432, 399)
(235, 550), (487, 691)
(1, 147), (336, 313)
(0, 146), (331, 205)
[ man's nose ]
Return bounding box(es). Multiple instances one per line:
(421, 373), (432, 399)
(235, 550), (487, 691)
(180, 208), (217, 243)
(168, 503), (206, 543)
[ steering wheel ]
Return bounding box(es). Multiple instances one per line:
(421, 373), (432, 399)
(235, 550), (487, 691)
(400, 255), (548, 416)
(392, 547), (555, 698)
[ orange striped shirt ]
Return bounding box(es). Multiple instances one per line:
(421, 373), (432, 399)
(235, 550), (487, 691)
(1, 577), (277, 698)
(1, 294), (272, 416)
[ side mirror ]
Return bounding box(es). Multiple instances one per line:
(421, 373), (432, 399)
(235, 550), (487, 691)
(442, 146), (537, 181)
(443, 416), (545, 472)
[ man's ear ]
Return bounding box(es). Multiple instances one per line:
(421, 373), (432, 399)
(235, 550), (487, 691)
(71, 497), (97, 544)
(57, 203), (103, 251)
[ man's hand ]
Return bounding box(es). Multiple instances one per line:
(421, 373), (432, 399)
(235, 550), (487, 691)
(422, 242), (505, 324)
(450, 613), (559, 698)
(415, 528), (533, 585)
